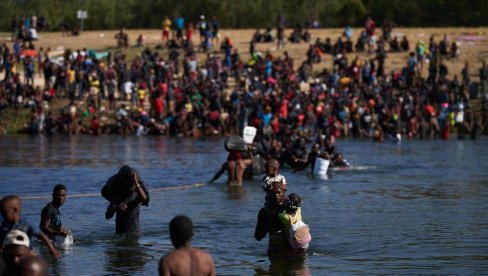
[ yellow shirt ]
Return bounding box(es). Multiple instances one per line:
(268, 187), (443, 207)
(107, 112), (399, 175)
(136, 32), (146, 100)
(68, 69), (76, 83)
(339, 77), (352, 88)
(138, 89), (145, 99)
(279, 208), (303, 230)
(163, 19), (171, 31)
(185, 102), (193, 113)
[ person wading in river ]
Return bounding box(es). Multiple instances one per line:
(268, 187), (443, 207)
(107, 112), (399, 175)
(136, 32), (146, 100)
(255, 181), (303, 256)
(102, 165), (149, 234)
(40, 184), (71, 241)
(159, 215), (215, 276)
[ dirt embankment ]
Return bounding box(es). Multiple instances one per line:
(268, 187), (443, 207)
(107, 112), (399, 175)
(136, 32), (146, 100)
(2, 27), (487, 78)
(0, 28), (487, 133)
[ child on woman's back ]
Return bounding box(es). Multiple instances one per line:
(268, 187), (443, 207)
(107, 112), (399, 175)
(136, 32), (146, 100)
(279, 193), (311, 250)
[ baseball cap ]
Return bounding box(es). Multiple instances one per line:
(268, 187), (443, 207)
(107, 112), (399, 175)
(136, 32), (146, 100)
(3, 230), (30, 248)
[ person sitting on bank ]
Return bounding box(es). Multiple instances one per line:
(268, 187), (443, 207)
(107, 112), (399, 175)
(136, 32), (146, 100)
(40, 184), (71, 241)
(159, 215), (215, 276)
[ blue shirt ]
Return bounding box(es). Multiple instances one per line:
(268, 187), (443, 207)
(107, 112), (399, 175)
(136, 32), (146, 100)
(0, 219), (39, 247)
(176, 17), (184, 30)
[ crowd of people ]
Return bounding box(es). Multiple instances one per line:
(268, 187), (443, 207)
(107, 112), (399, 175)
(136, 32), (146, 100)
(0, 16), (487, 143)
(10, 15), (46, 43)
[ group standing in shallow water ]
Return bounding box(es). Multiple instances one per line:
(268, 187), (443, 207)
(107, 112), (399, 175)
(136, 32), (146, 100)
(0, 158), (313, 275)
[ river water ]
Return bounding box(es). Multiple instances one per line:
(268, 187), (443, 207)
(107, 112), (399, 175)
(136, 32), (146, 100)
(0, 136), (487, 275)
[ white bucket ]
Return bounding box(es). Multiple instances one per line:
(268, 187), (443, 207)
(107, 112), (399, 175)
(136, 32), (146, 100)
(313, 158), (330, 176)
(64, 233), (74, 246)
(55, 233), (74, 249)
(243, 126), (257, 144)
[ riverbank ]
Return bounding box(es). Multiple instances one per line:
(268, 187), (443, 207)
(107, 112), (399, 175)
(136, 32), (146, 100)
(2, 27), (487, 74)
(1, 27), (487, 135)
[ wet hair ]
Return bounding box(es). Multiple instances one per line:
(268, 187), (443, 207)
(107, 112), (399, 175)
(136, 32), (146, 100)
(270, 180), (287, 192)
(114, 165), (150, 206)
(0, 195), (20, 207)
(265, 159), (280, 169)
(333, 153), (343, 160)
(119, 165), (137, 176)
(287, 193), (301, 212)
(53, 184), (67, 194)
(169, 215), (194, 248)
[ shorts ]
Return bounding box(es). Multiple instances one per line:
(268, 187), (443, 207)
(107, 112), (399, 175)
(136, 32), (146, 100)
(227, 151), (243, 161)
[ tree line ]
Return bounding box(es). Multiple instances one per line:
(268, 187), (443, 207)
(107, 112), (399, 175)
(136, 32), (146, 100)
(1, 0), (487, 31)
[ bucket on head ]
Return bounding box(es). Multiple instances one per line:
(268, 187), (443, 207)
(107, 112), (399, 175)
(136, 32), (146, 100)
(243, 126), (257, 144)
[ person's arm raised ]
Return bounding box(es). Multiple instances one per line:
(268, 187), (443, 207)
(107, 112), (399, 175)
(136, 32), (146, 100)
(133, 173), (148, 203)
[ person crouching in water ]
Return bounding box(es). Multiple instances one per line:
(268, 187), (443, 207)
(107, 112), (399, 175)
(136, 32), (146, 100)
(331, 153), (350, 168)
(279, 193), (311, 252)
(102, 165), (149, 235)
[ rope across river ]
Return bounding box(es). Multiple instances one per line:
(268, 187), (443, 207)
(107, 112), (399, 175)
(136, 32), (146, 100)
(19, 182), (207, 200)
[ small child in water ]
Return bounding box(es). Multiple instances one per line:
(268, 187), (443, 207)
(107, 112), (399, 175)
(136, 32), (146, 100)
(279, 193), (311, 250)
(262, 159), (287, 207)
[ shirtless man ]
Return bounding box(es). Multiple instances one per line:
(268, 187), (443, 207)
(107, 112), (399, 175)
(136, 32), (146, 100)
(159, 215), (215, 276)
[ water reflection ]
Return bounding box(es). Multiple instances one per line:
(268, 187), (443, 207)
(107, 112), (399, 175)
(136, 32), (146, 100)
(104, 235), (151, 275)
(226, 184), (246, 200)
(254, 255), (311, 276)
